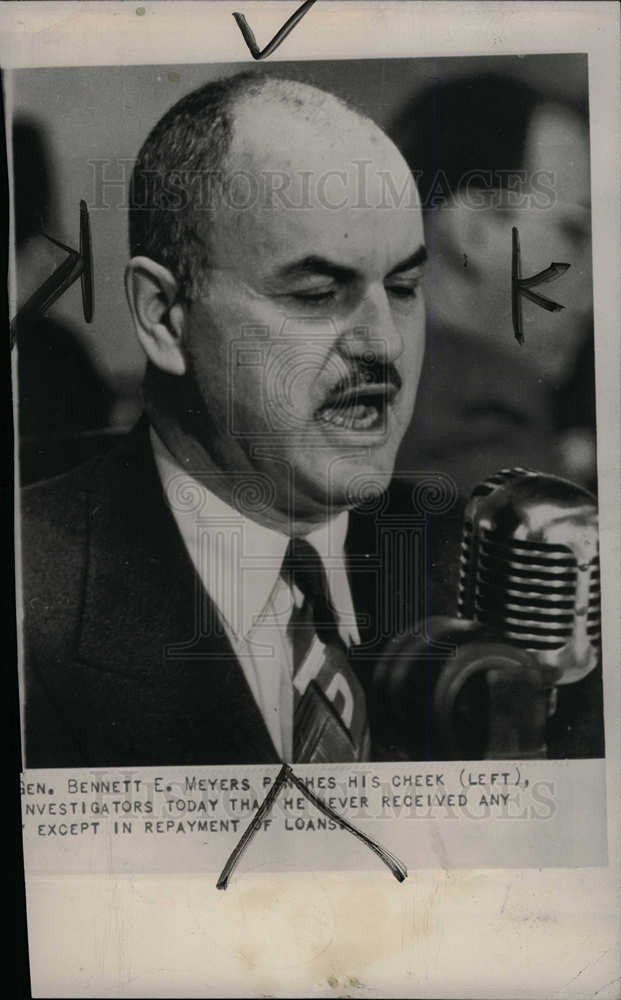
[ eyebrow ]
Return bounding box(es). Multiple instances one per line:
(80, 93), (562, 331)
(386, 245), (428, 277)
(274, 244), (428, 283)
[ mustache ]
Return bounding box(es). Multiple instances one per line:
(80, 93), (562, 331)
(322, 361), (403, 404)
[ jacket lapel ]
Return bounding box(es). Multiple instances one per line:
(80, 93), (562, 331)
(74, 422), (279, 765)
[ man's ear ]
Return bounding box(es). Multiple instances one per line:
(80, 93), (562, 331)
(125, 256), (187, 376)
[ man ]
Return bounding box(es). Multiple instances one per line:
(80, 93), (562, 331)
(22, 72), (461, 767)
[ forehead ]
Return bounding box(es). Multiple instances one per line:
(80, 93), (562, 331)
(207, 97), (423, 280)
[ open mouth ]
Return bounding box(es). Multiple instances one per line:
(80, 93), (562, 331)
(316, 383), (399, 432)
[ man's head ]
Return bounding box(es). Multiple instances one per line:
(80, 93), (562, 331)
(126, 73), (426, 529)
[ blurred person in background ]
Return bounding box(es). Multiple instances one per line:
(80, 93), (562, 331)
(390, 73), (596, 495)
(14, 118), (114, 483)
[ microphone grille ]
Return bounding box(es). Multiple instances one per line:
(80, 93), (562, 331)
(457, 468), (600, 676)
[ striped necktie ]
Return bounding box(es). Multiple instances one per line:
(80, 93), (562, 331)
(281, 537), (370, 763)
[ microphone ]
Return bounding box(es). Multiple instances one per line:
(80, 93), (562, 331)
(372, 616), (558, 760)
(371, 468), (600, 760)
(457, 467), (600, 686)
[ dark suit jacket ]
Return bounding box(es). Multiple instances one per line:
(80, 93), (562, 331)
(21, 420), (603, 766)
(21, 420), (460, 766)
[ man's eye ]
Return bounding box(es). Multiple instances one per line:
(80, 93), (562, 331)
(291, 289), (336, 304)
(386, 281), (420, 299)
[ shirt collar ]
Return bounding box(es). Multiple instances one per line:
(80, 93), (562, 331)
(150, 428), (352, 641)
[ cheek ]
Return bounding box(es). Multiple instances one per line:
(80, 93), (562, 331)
(230, 345), (322, 439)
(399, 309), (426, 376)
(186, 298), (268, 393)
(264, 347), (318, 414)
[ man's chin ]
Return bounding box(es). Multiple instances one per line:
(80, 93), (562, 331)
(319, 454), (397, 511)
(263, 445), (400, 523)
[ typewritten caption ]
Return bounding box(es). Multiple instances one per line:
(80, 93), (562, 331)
(20, 761), (607, 872)
(22, 768), (541, 837)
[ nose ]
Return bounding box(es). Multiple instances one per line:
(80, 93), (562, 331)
(338, 284), (404, 366)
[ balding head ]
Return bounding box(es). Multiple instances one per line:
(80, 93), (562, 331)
(229, 74), (386, 157)
(129, 72), (417, 303)
(212, 79), (416, 289)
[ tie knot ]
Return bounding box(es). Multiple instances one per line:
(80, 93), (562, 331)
(282, 537), (327, 604)
(282, 537), (342, 646)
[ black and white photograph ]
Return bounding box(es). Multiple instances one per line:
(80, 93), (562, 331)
(15, 54), (605, 768)
(7, 2), (620, 997)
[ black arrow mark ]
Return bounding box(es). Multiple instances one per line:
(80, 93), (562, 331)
(216, 762), (407, 889)
(511, 225), (570, 344)
(10, 200), (94, 349)
(233, 0), (317, 60)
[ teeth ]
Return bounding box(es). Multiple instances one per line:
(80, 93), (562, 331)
(320, 408), (345, 425)
(348, 404), (367, 419)
(353, 406), (379, 429)
(319, 403), (381, 430)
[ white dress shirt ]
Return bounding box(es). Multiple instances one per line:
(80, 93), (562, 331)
(150, 429), (360, 760)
